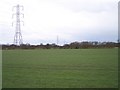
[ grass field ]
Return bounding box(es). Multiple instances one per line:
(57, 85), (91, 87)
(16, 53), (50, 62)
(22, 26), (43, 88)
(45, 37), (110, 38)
(2, 48), (118, 88)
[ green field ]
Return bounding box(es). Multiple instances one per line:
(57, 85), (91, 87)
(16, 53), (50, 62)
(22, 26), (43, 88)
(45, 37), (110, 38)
(2, 48), (118, 88)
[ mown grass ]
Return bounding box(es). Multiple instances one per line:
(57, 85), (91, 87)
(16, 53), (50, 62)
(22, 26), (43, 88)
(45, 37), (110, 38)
(2, 48), (118, 88)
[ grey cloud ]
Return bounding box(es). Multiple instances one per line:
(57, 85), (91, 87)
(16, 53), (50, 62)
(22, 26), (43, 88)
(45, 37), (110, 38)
(51, 0), (117, 13)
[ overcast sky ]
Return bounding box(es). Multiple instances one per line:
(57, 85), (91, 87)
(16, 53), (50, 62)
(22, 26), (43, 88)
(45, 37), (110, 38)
(0, 0), (119, 45)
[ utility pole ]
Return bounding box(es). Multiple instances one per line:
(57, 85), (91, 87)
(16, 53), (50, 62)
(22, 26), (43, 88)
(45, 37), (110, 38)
(12, 4), (24, 45)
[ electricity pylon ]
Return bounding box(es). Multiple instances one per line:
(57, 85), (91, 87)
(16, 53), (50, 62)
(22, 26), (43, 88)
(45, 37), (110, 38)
(12, 4), (24, 45)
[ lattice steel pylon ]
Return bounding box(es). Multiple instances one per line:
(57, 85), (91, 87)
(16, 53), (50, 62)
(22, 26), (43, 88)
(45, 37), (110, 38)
(12, 4), (24, 45)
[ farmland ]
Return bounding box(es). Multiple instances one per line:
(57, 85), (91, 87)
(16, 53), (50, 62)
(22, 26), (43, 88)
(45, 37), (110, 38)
(2, 48), (118, 88)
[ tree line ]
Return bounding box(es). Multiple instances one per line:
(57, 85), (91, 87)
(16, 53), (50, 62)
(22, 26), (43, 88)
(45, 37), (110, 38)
(1, 41), (120, 50)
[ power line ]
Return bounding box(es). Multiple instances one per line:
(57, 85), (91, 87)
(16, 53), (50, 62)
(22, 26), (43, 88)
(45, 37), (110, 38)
(12, 4), (24, 45)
